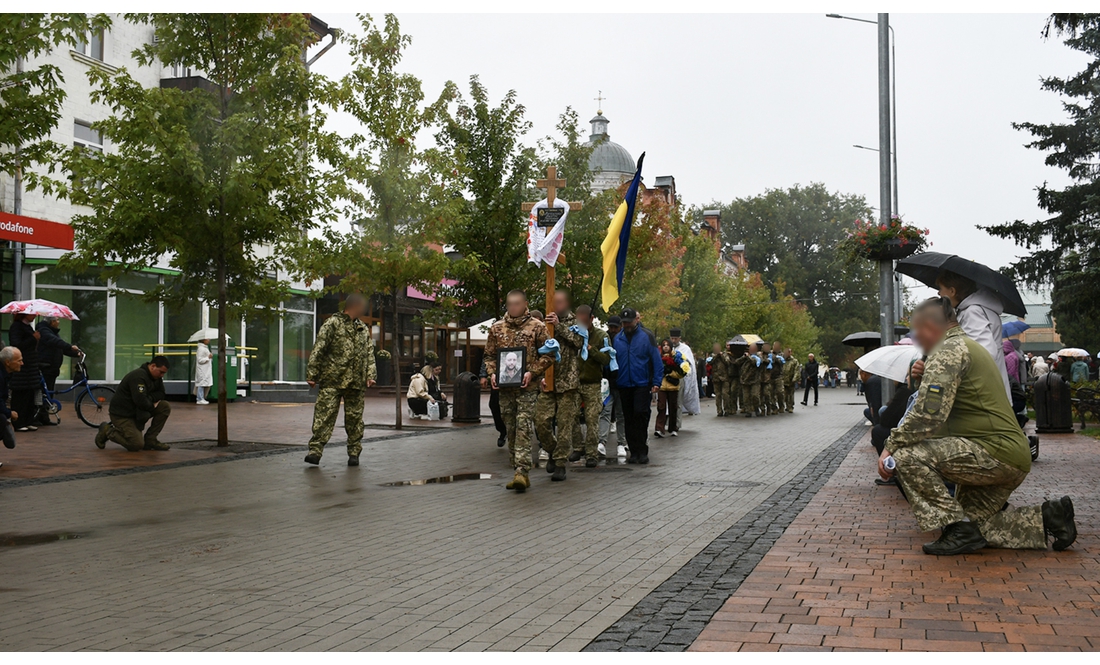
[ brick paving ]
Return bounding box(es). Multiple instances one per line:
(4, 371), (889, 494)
(0, 389), (857, 651)
(689, 428), (1100, 652)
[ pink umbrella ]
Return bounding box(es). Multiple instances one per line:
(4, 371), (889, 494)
(0, 298), (80, 321)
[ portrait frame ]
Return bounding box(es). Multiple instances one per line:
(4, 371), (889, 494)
(496, 347), (527, 388)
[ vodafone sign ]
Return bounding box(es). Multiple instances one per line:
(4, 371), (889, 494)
(0, 212), (74, 251)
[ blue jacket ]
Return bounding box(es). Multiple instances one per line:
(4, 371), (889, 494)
(611, 324), (663, 389)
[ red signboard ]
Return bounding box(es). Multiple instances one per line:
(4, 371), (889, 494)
(0, 212), (75, 250)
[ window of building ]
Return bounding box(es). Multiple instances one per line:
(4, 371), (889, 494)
(245, 315), (279, 382)
(113, 273), (161, 380)
(164, 300), (202, 382)
(73, 121), (103, 152)
(75, 29), (105, 61)
(169, 63), (192, 78)
(282, 311), (313, 382)
(35, 286), (109, 381)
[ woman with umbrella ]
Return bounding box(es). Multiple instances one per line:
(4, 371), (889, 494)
(188, 328), (221, 405)
(8, 313), (42, 432)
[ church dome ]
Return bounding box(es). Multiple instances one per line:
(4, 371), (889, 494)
(583, 111), (635, 177)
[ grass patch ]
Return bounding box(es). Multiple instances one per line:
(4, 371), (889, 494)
(1080, 427), (1100, 440)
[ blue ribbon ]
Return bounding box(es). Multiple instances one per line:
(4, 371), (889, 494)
(570, 324), (590, 361)
(601, 341), (619, 371)
(539, 338), (561, 363)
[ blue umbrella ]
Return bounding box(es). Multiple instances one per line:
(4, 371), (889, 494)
(1002, 320), (1030, 337)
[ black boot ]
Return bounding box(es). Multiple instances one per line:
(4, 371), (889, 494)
(496, 435), (506, 448)
(568, 450), (583, 463)
(304, 453), (321, 465)
(1043, 496), (1077, 551)
(922, 521), (987, 555)
(551, 465), (566, 482)
(545, 458), (557, 474)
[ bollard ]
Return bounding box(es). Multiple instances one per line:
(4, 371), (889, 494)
(451, 371), (482, 423)
(1034, 372), (1073, 434)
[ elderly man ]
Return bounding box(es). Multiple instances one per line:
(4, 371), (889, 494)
(304, 293), (377, 467)
(0, 347), (24, 453)
(96, 355), (172, 452)
(880, 297), (1077, 555)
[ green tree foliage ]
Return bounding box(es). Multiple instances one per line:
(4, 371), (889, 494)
(700, 184), (876, 363)
(981, 13), (1100, 352)
(0, 13), (110, 191)
(437, 75), (539, 322)
(60, 13), (334, 445)
(291, 14), (464, 429)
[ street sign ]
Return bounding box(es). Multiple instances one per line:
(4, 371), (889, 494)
(0, 212), (75, 250)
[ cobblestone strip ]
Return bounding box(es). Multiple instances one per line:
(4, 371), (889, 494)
(583, 421), (865, 652)
(0, 429), (450, 489)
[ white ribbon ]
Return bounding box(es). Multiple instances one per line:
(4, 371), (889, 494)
(526, 198), (569, 267)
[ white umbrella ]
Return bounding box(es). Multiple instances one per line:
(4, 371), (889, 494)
(188, 327), (230, 343)
(1057, 347), (1089, 358)
(855, 345), (923, 383)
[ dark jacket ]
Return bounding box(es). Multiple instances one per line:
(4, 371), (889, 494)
(36, 321), (78, 373)
(611, 324), (662, 390)
(578, 327), (611, 384)
(110, 363), (167, 424)
(863, 375), (883, 425)
(802, 359), (820, 385)
(0, 364), (12, 420)
(8, 320), (41, 391)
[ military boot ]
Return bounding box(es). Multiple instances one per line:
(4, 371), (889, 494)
(568, 450), (583, 463)
(304, 452), (321, 465)
(95, 423), (111, 449)
(551, 465), (567, 482)
(922, 521), (987, 555)
(143, 440), (170, 451)
(545, 458), (557, 474)
(1043, 496), (1077, 551)
(506, 470), (529, 493)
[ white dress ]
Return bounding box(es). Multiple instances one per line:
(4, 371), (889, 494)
(675, 342), (701, 415)
(195, 343), (213, 388)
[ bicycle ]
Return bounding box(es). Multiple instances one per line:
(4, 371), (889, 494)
(39, 353), (115, 428)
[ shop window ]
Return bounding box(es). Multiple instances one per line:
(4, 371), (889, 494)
(164, 300), (202, 382)
(245, 316), (278, 382)
(114, 292), (159, 379)
(282, 311), (314, 382)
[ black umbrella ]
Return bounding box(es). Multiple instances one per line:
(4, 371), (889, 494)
(842, 328), (911, 349)
(895, 252), (1027, 317)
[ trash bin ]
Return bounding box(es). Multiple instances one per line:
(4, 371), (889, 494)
(1034, 372), (1072, 434)
(209, 350), (239, 402)
(451, 371), (481, 423)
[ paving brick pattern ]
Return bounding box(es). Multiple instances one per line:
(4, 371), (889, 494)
(584, 422), (863, 651)
(0, 390), (859, 650)
(689, 429), (1100, 652)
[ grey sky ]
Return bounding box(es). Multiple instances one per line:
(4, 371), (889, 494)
(312, 13), (1085, 300)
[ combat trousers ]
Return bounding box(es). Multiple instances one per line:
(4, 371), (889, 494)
(578, 383), (603, 461)
(107, 401), (172, 452)
(535, 389), (580, 463)
(893, 437), (1046, 549)
(741, 383), (760, 415)
(600, 388), (627, 449)
(760, 379), (773, 414)
(785, 383), (797, 412)
(774, 379), (786, 413)
(499, 387), (537, 472)
(713, 380), (729, 416)
(308, 387), (365, 458)
(728, 379), (741, 415)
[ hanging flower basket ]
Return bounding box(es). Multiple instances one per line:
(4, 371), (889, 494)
(838, 216), (929, 265)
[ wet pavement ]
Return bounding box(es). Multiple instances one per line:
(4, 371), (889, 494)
(0, 389), (861, 651)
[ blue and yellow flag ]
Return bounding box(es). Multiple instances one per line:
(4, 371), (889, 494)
(600, 153), (645, 312)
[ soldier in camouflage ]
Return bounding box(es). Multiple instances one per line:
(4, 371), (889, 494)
(570, 304), (611, 467)
(770, 341), (787, 414)
(710, 343), (732, 417)
(728, 346), (745, 414)
(740, 345), (763, 417)
(782, 348), (801, 413)
(881, 297), (1077, 555)
(485, 289), (554, 493)
(535, 290), (586, 482)
(304, 294), (377, 467)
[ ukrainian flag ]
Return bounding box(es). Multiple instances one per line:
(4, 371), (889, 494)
(600, 153), (645, 312)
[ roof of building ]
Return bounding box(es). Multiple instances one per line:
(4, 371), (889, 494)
(584, 111), (635, 176)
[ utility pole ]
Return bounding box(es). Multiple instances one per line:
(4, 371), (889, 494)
(878, 13), (895, 403)
(12, 55), (24, 301)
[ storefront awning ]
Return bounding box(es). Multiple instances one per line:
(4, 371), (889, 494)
(0, 212), (74, 250)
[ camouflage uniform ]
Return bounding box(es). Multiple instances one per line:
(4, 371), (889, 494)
(769, 352), (786, 414)
(710, 350), (732, 416)
(485, 311), (553, 473)
(783, 356), (801, 413)
(534, 311), (585, 464)
(759, 352), (774, 415)
(576, 327), (611, 462)
(740, 353), (762, 415)
(887, 327), (1046, 549)
(306, 312), (376, 459)
(728, 354), (744, 414)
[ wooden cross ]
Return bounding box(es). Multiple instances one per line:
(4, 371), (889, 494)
(522, 164), (583, 391)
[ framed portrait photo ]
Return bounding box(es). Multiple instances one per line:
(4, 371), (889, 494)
(496, 347), (527, 388)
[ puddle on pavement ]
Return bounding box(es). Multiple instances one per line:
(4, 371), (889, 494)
(685, 480), (762, 489)
(381, 473), (495, 487)
(0, 532), (85, 547)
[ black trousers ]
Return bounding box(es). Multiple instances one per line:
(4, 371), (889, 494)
(618, 386), (652, 459)
(407, 397), (429, 415)
(42, 368), (60, 394)
(11, 389), (36, 429)
(489, 388), (506, 436)
(802, 380), (819, 405)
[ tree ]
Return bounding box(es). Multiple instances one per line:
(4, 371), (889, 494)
(981, 13), (1100, 352)
(1, 14), (110, 192)
(291, 14), (463, 430)
(700, 184), (877, 363)
(61, 13), (335, 446)
(437, 76), (539, 322)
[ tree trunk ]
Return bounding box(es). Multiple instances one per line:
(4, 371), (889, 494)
(393, 286), (402, 430)
(216, 261), (229, 447)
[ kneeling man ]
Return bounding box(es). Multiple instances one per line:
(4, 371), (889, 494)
(96, 355), (172, 451)
(880, 297), (1076, 555)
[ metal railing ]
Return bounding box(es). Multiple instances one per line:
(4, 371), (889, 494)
(143, 343), (258, 397)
